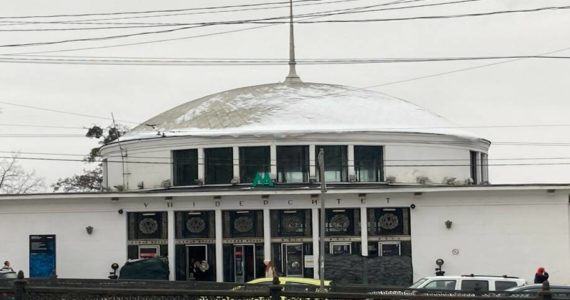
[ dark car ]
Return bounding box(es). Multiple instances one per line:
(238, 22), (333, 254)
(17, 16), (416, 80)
(0, 271), (17, 300)
(505, 284), (570, 299)
(118, 257), (169, 280)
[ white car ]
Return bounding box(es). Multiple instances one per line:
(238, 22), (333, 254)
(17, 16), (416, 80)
(410, 275), (527, 292)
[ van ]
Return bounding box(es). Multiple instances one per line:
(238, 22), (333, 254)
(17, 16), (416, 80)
(410, 275), (527, 292)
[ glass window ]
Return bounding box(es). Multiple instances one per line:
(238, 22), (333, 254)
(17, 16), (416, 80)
(315, 145), (348, 182)
(277, 146), (309, 183)
(379, 241), (400, 256)
(470, 151), (478, 184)
(495, 281), (517, 291)
(173, 149), (198, 186)
(239, 146), (270, 183)
(481, 153), (489, 183)
(461, 280), (489, 292)
(424, 280), (457, 290)
(204, 147), (233, 184)
(354, 146), (383, 182)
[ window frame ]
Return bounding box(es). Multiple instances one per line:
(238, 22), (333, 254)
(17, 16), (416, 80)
(172, 149), (199, 186)
(315, 145), (348, 182)
(204, 147), (234, 185)
(354, 145), (384, 182)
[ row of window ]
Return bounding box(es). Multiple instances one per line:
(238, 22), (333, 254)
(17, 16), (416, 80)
(173, 145), (384, 185)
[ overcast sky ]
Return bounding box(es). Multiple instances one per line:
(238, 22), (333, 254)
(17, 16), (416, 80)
(1, 0), (569, 190)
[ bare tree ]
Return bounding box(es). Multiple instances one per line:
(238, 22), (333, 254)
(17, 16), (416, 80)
(0, 154), (45, 194)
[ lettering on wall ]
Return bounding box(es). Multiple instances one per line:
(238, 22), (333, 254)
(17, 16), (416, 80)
(215, 201), (221, 207)
(143, 202), (149, 208)
(288, 200), (293, 205)
(263, 200), (269, 205)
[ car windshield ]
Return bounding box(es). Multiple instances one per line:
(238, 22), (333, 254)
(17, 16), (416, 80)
(409, 278), (428, 288)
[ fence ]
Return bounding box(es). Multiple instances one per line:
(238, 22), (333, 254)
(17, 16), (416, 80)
(1, 271), (562, 300)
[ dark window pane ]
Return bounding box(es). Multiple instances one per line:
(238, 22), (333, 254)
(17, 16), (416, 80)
(495, 281), (517, 291)
(354, 146), (383, 182)
(461, 280), (489, 292)
(205, 148), (233, 184)
(173, 149), (198, 186)
(316, 145), (348, 182)
(470, 151), (478, 184)
(239, 146), (270, 183)
(277, 146), (309, 183)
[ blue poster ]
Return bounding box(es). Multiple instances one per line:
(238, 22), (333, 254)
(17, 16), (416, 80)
(29, 235), (56, 278)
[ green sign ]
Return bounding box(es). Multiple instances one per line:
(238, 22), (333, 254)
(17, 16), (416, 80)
(251, 172), (274, 187)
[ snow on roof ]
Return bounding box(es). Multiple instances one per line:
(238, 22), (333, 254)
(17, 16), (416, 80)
(123, 82), (482, 141)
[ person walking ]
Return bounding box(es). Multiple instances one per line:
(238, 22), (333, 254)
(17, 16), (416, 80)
(264, 259), (277, 278)
(1, 261), (14, 272)
(534, 267), (549, 284)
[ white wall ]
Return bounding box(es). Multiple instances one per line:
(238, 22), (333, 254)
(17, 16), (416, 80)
(385, 145), (471, 184)
(411, 190), (570, 284)
(0, 198), (127, 279)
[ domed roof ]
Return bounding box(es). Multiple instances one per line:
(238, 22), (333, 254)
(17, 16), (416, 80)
(123, 82), (481, 141)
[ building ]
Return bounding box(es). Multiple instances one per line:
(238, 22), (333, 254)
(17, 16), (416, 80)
(1, 6), (569, 285)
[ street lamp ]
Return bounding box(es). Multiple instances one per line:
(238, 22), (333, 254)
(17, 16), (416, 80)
(317, 148), (327, 290)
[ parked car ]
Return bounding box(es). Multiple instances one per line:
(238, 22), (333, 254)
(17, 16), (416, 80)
(409, 275), (527, 292)
(505, 284), (570, 299)
(237, 277), (332, 292)
(118, 257), (169, 280)
(0, 271), (17, 300)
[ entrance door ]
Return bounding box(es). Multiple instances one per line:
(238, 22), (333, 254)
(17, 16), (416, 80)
(283, 243), (303, 277)
(187, 245), (208, 280)
(234, 244), (255, 283)
(29, 235), (56, 278)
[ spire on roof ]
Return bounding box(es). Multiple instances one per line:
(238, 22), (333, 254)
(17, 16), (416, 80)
(284, 0), (302, 83)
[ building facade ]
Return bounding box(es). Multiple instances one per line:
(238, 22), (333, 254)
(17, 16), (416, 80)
(1, 81), (569, 285)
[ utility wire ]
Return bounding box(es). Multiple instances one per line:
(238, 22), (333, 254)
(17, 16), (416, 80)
(3, 154), (570, 168)
(0, 0), (325, 20)
(4, 149), (570, 162)
(0, 55), (569, 66)
(0, 0), (457, 29)
(0, 100), (138, 124)
(5, 2), (560, 49)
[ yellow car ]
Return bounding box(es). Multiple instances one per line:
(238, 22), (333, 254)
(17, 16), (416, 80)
(243, 277), (332, 292)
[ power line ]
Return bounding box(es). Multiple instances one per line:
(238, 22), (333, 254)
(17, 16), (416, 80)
(0, 0), (452, 55)
(3, 154), (570, 168)
(6, 1), (549, 49)
(0, 100), (137, 124)
(0, 0), (323, 20)
(0, 55), (569, 66)
(0, 0), (461, 30)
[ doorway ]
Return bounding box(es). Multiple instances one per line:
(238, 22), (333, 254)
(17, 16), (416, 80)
(282, 243), (303, 277)
(234, 244), (256, 283)
(187, 245), (208, 280)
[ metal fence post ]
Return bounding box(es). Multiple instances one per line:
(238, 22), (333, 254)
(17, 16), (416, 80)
(539, 280), (552, 300)
(14, 270), (27, 300)
(270, 276), (283, 300)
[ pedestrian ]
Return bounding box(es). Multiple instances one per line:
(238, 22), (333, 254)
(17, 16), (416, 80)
(534, 267), (549, 284)
(264, 259), (277, 278)
(1, 261), (13, 272)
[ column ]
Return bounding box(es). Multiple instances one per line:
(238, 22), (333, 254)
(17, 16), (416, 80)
(312, 207), (320, 279)
(270, 145), (277, 180)
(309, 144), (316, 179)
(233, 146), (240, 183)
(263, 208), (271, 260)
(167, 210), (176, 281)
(198, 148), (205, 183)
(215, 209), (223, 282)
(348, 145), (355, 178)
(360, 207), (368, 256)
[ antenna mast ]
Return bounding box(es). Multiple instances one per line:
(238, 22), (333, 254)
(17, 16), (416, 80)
(284, 0), (302, 83)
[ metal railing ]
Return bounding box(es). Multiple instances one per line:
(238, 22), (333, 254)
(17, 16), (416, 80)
(3, 271), (564, 300)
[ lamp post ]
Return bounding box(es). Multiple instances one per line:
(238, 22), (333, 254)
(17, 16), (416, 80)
(317, 148), (327, 290)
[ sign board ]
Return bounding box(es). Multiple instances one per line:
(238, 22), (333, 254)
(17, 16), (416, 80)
(304, 255), (314, 268)
(251, 172), (274, 187)
(29, 235), (56, 278)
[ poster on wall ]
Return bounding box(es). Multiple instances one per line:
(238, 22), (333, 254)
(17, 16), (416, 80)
(29, 235), (56, 278)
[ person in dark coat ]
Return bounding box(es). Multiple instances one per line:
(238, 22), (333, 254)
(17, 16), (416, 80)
(534, 267), (549, 284)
